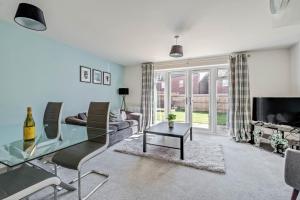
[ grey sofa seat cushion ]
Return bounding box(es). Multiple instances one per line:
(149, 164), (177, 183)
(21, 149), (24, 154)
(109, 125), (118, 134)
(108, 128), (133, 147)
(0, 164), (60, 199)
(110, 121), (130, 131)
(125, 120), (138, 127)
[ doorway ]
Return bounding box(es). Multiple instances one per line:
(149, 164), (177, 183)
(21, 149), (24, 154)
(154, 65), (229, 134)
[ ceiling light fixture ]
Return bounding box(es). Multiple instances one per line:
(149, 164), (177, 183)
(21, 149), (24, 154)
(14, 3), (47, 31)
(169, 35), (183, 58)
(270, 0), (290, 14)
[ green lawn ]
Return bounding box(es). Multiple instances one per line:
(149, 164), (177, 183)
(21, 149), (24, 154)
(156, 111), (227, 125)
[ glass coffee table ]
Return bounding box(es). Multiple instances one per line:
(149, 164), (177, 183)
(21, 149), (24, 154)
(143, 122), (192, 160)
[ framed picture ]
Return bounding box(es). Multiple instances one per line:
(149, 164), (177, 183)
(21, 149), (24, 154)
(103, 72), (111, 85)
(92, 69), (102, 84)
(80, 66), (91, 83)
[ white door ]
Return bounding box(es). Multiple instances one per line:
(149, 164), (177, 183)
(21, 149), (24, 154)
(190, 70), (211, 131)
(169, 71), (188, 123)
(154, 66), (229, 135)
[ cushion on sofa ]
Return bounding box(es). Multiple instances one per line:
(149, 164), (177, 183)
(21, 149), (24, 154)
(125, 120), (138, 127)
(109, 121), (130, 131)
(65, 116), (87, 126)
(120, 111), (127, 121)
(110, 110), (121, 122)
(109, 125), (118, 134)
(77, 113), (87, 121)
(108, 128), (133, 146)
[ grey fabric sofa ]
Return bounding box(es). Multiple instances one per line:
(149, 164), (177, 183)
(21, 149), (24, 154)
(65, 111), (142, 147)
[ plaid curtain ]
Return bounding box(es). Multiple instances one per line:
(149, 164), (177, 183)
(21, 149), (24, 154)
(141, 62), (154, 130)
(229, 54), (251, 142)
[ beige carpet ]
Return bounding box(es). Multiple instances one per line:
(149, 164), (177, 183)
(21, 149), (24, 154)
(114, 134), (226, 174)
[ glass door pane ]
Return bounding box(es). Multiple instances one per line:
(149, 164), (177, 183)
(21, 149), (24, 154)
(154, 72), (166, 123)
(216, 68), (229, 133)
(191, 71), (210, 129)
(170, 72), (187, 122)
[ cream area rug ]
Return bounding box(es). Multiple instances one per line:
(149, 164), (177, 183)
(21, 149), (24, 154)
(114, 134), (226, 174)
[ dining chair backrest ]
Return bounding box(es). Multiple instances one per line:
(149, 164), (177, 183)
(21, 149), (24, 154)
(43, 102), (63, 139)
(43, 102), (64, 125)
(87, 102), (110, 130)
(87, 102), (110, 146)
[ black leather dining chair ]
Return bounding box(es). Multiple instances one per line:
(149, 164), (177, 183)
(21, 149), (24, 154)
(0, 164), (60, 200)
(52, 102), (110, 200)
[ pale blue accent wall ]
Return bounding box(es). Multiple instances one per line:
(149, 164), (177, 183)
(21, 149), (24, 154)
(0, 21), (124, 131)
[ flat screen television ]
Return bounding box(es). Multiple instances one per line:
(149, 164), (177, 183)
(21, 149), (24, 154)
(252, 97), (300, 127)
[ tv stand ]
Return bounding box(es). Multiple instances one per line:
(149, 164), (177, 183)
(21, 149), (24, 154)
(251, 121), (300, 153)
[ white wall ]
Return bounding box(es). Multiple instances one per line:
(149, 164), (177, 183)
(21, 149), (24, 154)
(290, 42), (300, 95)
(123, 65), (142, 111)
(124, 48), (294, 110)
(248, 48), (291, 97)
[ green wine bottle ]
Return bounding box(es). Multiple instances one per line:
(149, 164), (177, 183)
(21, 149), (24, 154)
(23, 107), (36, 141)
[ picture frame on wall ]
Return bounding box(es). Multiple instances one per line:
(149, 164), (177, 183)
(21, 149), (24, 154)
(80, 66), (91, 83)
(92, 69), (102, 84)
(103, 72), (111, 85)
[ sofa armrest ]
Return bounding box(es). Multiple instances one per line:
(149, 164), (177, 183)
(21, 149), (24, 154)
(126, 112), (142, 132)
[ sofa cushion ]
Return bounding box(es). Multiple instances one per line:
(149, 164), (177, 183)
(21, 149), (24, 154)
(120, 111), (127, 121)
(125, 120), (138, 127)
(65, 116), (87, 126)
(109, 125), (118, 134)
(108, 128), (133, 147)
(110, 121), (130, 131)
(109, 110), (121, 122)
(77, 113), (87, 121)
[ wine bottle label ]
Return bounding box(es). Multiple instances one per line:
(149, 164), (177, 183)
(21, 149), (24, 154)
(24, 127), (35, 141)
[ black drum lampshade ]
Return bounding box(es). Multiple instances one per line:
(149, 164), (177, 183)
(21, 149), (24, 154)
(118, 88), (129, 95)
(14, 3), (47, 31)
(169, 35), (183, 58)
(169, 45), (183, 58)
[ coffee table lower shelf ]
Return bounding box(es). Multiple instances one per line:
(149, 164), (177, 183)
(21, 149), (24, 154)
(142, 122), (192, 160)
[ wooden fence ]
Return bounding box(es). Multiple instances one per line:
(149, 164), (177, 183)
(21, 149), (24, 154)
(156, 94), (228, 112)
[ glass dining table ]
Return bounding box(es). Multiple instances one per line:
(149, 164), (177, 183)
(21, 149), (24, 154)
(0, 123), (108, 191)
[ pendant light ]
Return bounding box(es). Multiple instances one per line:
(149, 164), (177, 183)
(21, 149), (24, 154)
(14, 3), (47, 31)
(169, 35), (183, 58)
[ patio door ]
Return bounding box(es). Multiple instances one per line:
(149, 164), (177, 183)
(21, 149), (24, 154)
(190, 70), (211, 130)
(154, 66), (229, 134)
(169, 71), (188, 123)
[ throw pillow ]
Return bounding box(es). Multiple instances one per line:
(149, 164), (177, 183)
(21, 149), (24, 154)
(120, 111), (127, 121)
(110, 110), (121, 122)
(78, 113), (87, 121)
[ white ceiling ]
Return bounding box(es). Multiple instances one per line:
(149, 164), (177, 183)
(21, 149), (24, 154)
(1, 0), (300, 66)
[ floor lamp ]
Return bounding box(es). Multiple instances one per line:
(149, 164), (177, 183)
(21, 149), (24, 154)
(119, 88), (129, 111)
